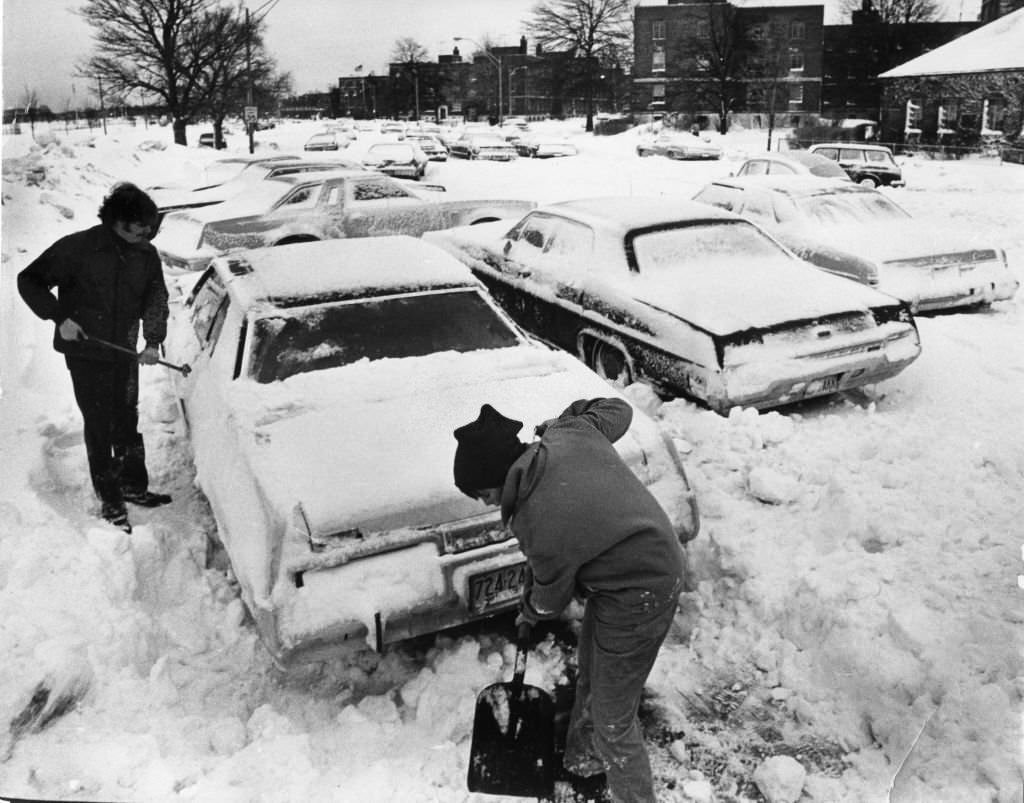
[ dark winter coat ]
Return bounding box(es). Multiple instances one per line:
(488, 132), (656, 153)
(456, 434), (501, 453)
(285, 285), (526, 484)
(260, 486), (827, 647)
(17, 224), (168, 361)
(500, 397), (685, 621)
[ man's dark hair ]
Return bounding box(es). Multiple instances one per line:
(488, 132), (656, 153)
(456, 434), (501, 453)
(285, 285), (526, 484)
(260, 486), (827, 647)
(98, 182), (158, 230)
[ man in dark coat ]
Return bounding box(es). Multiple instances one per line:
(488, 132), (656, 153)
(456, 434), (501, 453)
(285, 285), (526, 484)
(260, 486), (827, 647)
(18, 182), (171, 533)
(453, 397), (685, 803)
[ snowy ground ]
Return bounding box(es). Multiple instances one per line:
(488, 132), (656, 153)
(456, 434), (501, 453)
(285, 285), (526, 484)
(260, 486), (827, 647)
(1, 119), (1022, 803)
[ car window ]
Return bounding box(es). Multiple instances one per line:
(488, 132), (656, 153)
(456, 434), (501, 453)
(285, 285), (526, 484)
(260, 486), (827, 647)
(865, 149), (896, 165)
(839, 148), (864, 162)
(631, 221), (789, 275)
(352, 177), (412, 201)
(739, 192), (776, 223)
(795, 191), (910, 224)
(276, 185), (322, 210)
(692, 184), (742, 212)
(512, 215), (555, 251)
(249, 289), (520, 383)
(767, 161), (796, 175)
(188, 269), (229, 349)
(739, 160), (768, 176)
(544, 219), (594, 265)
(813, 147), (839, 161)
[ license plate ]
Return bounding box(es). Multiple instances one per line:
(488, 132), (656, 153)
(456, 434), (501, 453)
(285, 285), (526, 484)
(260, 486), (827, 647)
(469, 563), (527, 614)
(806, 375), (840, 396)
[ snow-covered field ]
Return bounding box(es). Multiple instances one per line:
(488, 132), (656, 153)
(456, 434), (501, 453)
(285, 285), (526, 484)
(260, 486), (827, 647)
(1, 119), (1022, 803)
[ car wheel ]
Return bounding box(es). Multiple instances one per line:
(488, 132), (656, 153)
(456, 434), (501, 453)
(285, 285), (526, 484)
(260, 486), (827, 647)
(859, 176), (878, 188)
(591, 340), (632, 386)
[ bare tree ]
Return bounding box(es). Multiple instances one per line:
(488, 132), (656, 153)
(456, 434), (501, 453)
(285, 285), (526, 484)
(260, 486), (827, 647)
(841, 0), (941, 24)
(79, 0), (284, 146)
(390, 37), (430, 119)
(526, 0), (633, 131)
(672, 0), (753, 134)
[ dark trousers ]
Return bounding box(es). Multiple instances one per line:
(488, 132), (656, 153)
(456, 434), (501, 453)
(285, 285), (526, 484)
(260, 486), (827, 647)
(65, 355), (149, 504)
(564, 579), (681, 803)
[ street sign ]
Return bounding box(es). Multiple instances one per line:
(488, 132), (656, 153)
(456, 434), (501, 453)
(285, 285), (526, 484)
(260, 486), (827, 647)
(244, 106), (258, 123)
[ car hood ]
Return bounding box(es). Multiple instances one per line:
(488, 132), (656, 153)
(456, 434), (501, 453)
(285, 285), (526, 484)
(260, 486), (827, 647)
(785, 220), (985, 263)
(622, 256), (891, 336)
(231, 346), (649, 539)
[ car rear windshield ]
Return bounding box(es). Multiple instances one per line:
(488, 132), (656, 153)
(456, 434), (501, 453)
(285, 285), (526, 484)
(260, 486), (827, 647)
(249, 289), (520, 383)
(864, 149), (897, 165)
(369, 144), (414, 160)
(631, 221), (789, 274)
(795, 191), (910, 225)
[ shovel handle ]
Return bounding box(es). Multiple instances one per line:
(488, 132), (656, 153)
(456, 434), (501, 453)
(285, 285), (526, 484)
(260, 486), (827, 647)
(84, 333), (192, 376)
(512, 621), (533, 686)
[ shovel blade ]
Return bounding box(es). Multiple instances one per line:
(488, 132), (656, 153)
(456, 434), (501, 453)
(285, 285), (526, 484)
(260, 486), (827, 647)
(467, 680), (556, 797)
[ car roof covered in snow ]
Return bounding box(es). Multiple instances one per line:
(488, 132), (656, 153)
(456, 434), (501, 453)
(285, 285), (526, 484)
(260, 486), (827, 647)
(533, 195), (740, 234)
(707, 175), (875, 197)
(210, 236), (478, 311)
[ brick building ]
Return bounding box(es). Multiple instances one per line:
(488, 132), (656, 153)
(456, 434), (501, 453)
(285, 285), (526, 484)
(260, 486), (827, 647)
(633, 0), (825, 128)
(823, 0), (979, 122)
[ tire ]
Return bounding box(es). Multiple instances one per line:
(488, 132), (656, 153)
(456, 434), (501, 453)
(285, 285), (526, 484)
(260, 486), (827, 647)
(858, 176), (878, 188)
(590, 340), (632, 386)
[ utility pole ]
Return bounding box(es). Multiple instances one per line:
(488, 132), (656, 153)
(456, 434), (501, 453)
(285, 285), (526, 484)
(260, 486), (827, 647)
(98, 76), (107, 135)
(246, 8), (255, 154)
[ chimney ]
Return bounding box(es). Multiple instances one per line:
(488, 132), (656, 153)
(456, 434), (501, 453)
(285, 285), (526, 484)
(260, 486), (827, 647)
(520, 36), (527, 54)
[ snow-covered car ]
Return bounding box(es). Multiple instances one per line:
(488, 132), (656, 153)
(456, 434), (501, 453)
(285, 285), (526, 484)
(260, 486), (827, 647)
(692, 176), (1019, 313)
(360, 141), (429, 179)
(514, 135), (579, 159)
(808, 143), (904, 187)
(424, 196), (923, 414)
(402, 132), (449, 161)
(732, 151), (850, 180)
(152, 168), (536, 273)
(303, 131), (345, 151)
(163, 236), (699, 665)
(448, 132), (518, 161)
(637, 132), (721, 160)
(146, 154), (303, 192)
(151, 158), (364, 221)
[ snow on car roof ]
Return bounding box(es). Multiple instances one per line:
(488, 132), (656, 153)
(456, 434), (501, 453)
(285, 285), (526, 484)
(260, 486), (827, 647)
(212, 236), (477, 310)
(538, 195), (738, 233)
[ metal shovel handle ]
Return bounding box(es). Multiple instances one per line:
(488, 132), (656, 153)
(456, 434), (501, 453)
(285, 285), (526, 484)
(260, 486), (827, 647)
(84, 333), (192, 376)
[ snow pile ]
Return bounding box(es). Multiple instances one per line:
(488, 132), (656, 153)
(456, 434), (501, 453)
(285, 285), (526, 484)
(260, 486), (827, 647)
(1, 120), (1021, 802)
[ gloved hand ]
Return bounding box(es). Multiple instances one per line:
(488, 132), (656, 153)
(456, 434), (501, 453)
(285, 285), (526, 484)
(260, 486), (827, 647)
(58, 318), (85, 341)
(138, 345), (160, 365)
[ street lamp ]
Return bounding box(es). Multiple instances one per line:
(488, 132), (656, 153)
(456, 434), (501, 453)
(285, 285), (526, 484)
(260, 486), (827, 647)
(454, 36), (501, 124)
(508, 66), (528, 118)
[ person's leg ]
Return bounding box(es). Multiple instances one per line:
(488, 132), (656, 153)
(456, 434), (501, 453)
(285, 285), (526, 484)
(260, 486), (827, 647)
(66, 357), (128, 529)
(587, 588), (679, 803)
(113, 359), (149, 494)
(563, 599), (604, 777)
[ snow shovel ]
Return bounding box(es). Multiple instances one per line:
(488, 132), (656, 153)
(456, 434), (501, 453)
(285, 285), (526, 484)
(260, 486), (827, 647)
(467, 621), (556, 798)
(84, 333), (192, 376)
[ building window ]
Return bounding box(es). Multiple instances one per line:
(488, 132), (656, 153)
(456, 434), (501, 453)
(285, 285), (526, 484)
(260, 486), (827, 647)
(697, 21), (710, 38)
(652, 83), (666, 99)
(905, 98), (922, 134)
(983, 96), (1006, 133)
(789, 49), (804, 71)
(789, 84), (804, 106)
(938, 97), (959, 133)
(790, 20), (805, 39)
(652, 46), (666, 73)
(748, 25), (766, 40)
(695, 55), (711, 72)
(652, 20), (666, 41)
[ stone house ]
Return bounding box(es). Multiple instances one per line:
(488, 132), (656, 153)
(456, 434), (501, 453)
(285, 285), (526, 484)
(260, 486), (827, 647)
(878, 7), (1024, 145)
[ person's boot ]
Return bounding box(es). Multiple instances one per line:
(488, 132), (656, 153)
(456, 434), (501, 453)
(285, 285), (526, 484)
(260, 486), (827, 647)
(121, 488), (172, 507)
(101, 500), (132, 533)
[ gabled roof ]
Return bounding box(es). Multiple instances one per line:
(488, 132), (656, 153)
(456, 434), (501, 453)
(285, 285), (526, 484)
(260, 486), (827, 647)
(879, 7), (1024, 77)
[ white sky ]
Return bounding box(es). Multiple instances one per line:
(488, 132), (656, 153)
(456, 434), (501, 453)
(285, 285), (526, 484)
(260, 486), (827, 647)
(1, 0), (983, 111)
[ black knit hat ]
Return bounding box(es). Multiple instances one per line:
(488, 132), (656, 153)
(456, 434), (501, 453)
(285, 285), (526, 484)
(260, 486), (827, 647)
(453, 404), (526, 498)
